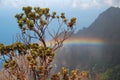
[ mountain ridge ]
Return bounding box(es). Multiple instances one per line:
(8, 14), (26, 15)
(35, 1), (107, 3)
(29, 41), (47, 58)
(75, 7), (120, 43)
(54, 7), (120, 73)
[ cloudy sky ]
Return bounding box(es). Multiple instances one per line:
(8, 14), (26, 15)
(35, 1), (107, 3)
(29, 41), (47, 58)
(0, 0), (120, 9)
(0, 0), (120, 44)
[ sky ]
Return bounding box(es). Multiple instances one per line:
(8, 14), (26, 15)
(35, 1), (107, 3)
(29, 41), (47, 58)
(0, 0), (120, 44)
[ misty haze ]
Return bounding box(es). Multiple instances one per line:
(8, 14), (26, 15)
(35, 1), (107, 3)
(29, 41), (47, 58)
(53, 7), (120, 80)
(0, 0), (120, 80)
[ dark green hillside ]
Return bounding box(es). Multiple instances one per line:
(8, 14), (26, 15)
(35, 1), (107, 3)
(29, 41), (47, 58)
(54, 7), (120, 80)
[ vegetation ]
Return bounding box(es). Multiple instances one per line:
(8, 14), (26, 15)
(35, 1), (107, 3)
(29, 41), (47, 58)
(101, 65), (120, 80)
(0, 6), (90, 80)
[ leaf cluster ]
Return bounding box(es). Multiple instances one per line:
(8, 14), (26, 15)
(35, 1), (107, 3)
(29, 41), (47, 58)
(0, 42), (27, 55)
(51, 67), (90, 80)
(26, 43), (55, 67)
(15, 6), (76, 34)
(4, 60), (16, 69)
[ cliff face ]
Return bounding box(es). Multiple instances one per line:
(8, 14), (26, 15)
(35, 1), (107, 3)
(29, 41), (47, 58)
(76, 7), (120, 41)
(54, 7), (120, 72)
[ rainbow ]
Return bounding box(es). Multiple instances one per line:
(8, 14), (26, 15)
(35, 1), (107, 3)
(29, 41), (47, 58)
(46, 37), (105, 46)
(63, 38), (105, 46)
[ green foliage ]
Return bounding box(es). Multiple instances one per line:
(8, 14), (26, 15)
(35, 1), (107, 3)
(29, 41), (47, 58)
(51, 67), (90, 80)
(4, 60), (16, 69)
(51, 72), (60, 80)
(0, 6), (77, 80)
(0, 42), (27, 55)
(15, 6), (76, 33)
(101, 65), (120, 80)
(0, 43), (4, 54)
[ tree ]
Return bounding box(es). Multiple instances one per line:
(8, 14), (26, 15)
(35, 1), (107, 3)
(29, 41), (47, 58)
(0, 6), (89, 80)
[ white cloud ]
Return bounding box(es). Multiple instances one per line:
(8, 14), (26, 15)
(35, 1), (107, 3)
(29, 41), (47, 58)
(72, 0), (77, 8)
(104, 0), (113, 5)
(111, 0), (120, 7)
(71, 0), (120, 9)
(0, 0), (72, 9)
(72, 0), (100, 9)
(99, 0), (120, 8)
(0, 0), (120, 10)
